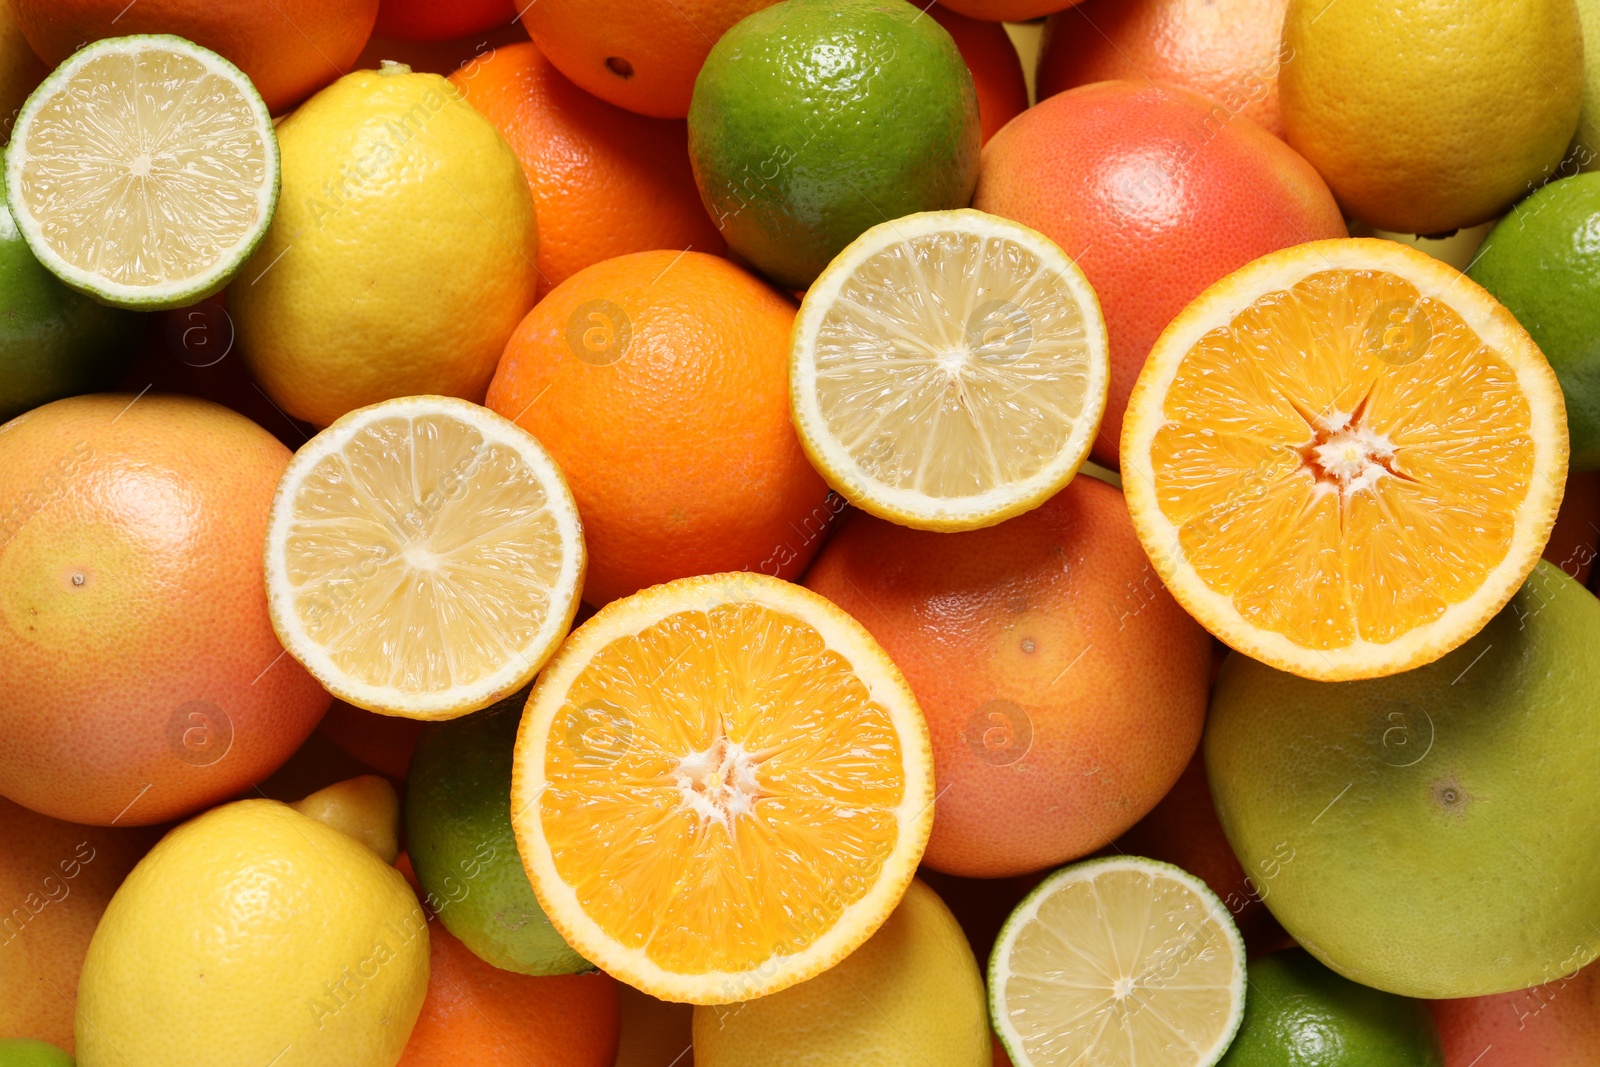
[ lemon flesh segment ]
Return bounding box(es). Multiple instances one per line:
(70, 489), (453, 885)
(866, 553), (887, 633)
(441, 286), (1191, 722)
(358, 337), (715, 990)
(4, 35), (278, 309)
(1123, 239), (1566, 681)
(793, 209), (1109, 531)
(514, 572), (935, 1004)
(267, 396), (585, 719)
(990, 857), (1246, 1067)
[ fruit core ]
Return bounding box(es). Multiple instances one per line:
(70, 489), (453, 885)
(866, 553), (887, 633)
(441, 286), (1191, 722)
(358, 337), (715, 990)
(674, 733), (766, 828)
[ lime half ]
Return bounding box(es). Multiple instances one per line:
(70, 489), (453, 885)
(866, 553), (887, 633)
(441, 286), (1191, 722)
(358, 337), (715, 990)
(5, 35), (278, 310)
(989, 856), (1247, 1067)
(791, 209), (1109, 532)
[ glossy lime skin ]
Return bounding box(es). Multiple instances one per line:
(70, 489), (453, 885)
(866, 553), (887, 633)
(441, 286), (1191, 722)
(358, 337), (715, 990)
(0, 1039), (75, 1067)
(1468, 172), (1600, 468)
(1219, 949), (1442, 1066)
(688, 0), (980, 289)
(0, 175), (136, 423)
(404, 688), (588, 976)
(1207, 562), (1600, 998)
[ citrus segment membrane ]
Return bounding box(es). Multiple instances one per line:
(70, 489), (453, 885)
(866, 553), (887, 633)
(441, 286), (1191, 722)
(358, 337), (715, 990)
(5, 35), (278, 308)
(1122, 239), (1566, 680)
(514, 572), (934, 1004)
(792, 209), (1109, 530)
(990, 857), (1246, 1067)
(266, 396), (584, 719)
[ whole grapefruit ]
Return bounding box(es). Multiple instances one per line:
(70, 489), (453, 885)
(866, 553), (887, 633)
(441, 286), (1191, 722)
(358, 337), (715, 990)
(0, 796), (156, 1052)
(0, 394), (331, 825)
(486, 251), (832, 606)
(450, 42), (723, 297)
(1429, 961), (1600, 1067)
(804, 475), (1211, 878)
(972, 80), (1345, 467)
(12, 0), (378, 114)
(1037, 0), (1291, 137)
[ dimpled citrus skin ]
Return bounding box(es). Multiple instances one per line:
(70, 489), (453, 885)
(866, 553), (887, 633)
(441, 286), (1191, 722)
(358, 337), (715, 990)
(0, 394), (330, 826)
(1429, 959), (1600, 1067)
(688, 0), (980, 289)
(449, 42), (723, 298)
(1280, 0), (1582, 235)
(76, 799), (429, 1067)
(0, 797), (156, 1052)
(486, 251), (831, 607)
(11, 0), (377, 114)
(233, 67), (538, 429)
(973, 81), (1345, 468)
(1208, 563), (1600, 999)
(692, 879), (989, 1067)
(922, 4), (1028, 144)
(523, 0), (777, 119)
(804, 476), (1211, 878)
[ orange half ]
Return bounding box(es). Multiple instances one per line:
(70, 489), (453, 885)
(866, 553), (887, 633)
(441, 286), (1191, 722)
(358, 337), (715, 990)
(510, 572), (934, 1004)
(1122, 239), (1567, 681)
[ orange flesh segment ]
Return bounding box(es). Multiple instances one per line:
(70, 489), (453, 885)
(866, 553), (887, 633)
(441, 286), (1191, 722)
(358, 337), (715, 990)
(540, 602), (907, 975)
(1150, 268), (1535, 651)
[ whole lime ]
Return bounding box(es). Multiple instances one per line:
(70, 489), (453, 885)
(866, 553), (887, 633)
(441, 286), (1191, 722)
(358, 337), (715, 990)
(1207, 561), (1600, 999)
(1468, 173), (1600, 469)
(0, 173), (136, 423)
(404, 688), (586, 975)
(0, 1039), (75, 1067)
(687, 0), (980, 289)
(1218, 949), (1444, 1066)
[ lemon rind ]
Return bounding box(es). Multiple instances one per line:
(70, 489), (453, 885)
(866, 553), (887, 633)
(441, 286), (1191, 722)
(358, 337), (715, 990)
(510, 571), (935, 1005)
(1120, 237), (1568, 682)
(264, 394), (586, 720)
(791, 208), (1110, 533)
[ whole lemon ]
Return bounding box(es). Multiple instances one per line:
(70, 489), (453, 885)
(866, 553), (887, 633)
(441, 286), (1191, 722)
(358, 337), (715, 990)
(75, 798), (429, 1067)
(1280, 0), (1583, 234)
(233, 61), (538, 428)
(691, 879), (989, 1066)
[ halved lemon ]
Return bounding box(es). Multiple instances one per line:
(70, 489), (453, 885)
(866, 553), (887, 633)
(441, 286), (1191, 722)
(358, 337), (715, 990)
(511, 571), (934, 1004)
(1122, 238), (1567, 682)
(791, 209), (1109, 531)
(989, 856), (1246, 1067)
(5, 35), (278, 310)
(265, 395), (585, 719)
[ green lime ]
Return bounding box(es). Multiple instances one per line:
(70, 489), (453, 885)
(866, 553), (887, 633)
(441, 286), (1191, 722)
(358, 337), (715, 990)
(1218, 949), (1443, 1066)
(687, 0), (980, 289)
(1207, 561), (1600, 999)
(0, 170), (136, 423)
(1467, 172), (1600, 468)
(0, 1039), (75, 1067)
(404, 688), (587, 976)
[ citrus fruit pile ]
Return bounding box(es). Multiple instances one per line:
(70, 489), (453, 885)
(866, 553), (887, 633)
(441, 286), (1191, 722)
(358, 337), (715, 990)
(0, 1), (1597, 1065)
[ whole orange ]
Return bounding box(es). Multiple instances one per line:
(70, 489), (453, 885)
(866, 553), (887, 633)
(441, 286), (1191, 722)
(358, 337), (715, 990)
(0, 395), (330, 826)
(398, 919), (619, 1066)
(1036, 0), (1291, 138)
(0, 797), (156, 1052)
(521, 0), (778, 119)
(1429, 962), (1600, 1067)
(804, 475), (1211, 878)
(12, 0), (378, 114)
(1112, 751), (1285, 951)
(973, 80), (1345, 468)
(923, 3), (1029, 144)
(486, 251), (833, 606)
(450, 43), (724, 297)
(375, 0), (515, 41)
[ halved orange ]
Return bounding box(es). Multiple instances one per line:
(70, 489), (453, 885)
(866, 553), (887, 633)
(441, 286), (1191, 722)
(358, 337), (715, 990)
(1121, 238), (1567, 681)
(510, 571), (934, 1004)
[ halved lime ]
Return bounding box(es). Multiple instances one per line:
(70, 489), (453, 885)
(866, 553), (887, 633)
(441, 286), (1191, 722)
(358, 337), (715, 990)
(791, 209), (1109, 532)
(990, 856), (1247, 1067)
(4, 35), (278, 310)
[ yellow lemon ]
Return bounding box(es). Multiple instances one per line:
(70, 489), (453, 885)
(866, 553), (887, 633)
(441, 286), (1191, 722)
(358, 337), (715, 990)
(692, 879), (989, 1067)
(233, 61), (538, 428)
(1281, 0), (1583, 235)
(75, 798), (429, 1067)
